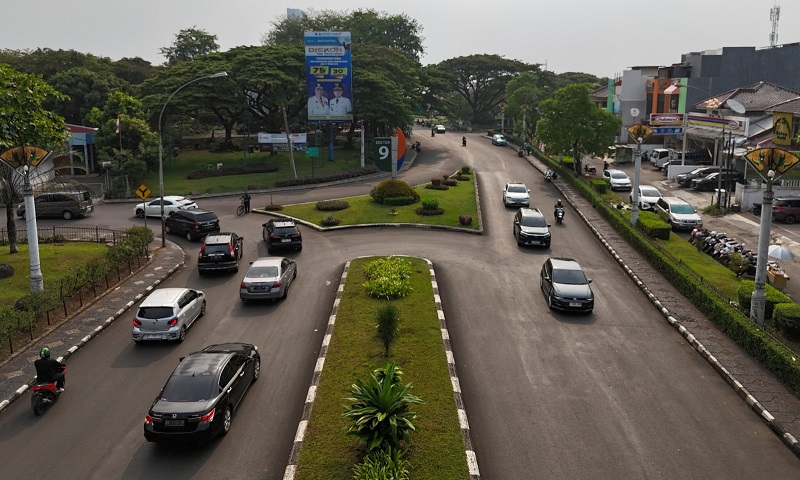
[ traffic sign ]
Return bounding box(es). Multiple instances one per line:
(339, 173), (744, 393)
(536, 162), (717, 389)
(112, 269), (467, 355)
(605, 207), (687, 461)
(135, 184), (151, 201)
(305, 147), (319, 157)
(373, 138), (392, 172)
(627, 124), (653, 141)
(651, 127), (684, 135)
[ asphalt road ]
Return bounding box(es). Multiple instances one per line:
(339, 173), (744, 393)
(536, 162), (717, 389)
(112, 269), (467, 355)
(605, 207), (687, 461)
(1, 132), (799, 479)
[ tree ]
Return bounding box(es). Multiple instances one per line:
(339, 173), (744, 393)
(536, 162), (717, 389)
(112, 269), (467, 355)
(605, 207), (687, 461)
(436, 54), (532, 124)
(159, 27), (220, 65)
(536, 83), (621, 174)
(45, 67), (129, 124)
(0, 65), (68, 253)
(111, 57), (158, 85)
(503, 72), (548, 139)
(0, 48), (111, 81)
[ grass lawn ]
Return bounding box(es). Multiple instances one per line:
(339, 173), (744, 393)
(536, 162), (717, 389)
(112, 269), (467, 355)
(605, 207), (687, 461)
(0, 243), (108, 308)
(294, 257), (469, 479)
(276, 174), (480, 229)
(141, 148), (368, 196)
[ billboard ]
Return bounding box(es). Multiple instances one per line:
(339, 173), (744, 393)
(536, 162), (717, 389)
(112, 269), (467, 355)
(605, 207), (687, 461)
(304, 31), (353, 123)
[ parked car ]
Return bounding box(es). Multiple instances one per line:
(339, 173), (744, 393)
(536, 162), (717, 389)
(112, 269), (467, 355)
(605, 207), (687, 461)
(132, 288), (205, 343)
(674, 166), (721, 187)
(143, 343), (260, 443)
(239, 256), (297, 303)
(660, 158), (700, 173)
(649, 148), (671, 168)
(17, 189), (93, 220)
(630, 185), (662, 211)
(262, 219), (302, 253)
(655, 196), (703, 231)
(133, 195), (197, 218)
(434, 124), (446, 133)
(513, 208), (551, 247)
(165, 209), (220, 242)
(602, 169), (632, 191)
(772, 197), (800, 224)
(540, 257), (594, 313)
(503, 182), (530, 208)
(198, 233), (243, 274)
(491, 134), (508, 146)
(691, 171), (743, 192)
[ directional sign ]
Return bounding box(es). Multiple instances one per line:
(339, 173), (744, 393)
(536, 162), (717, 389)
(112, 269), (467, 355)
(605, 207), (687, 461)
(305, 147), (319, 158)
(373, 138), (392, 172)
(135, 184), (151, 201)
(651, 127), (684, 135)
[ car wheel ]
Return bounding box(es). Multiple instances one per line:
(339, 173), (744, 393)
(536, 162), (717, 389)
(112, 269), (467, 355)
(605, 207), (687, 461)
(185, 232), (193, 242)
(221, 406), (232, 436)
(177, 326), (186, 343)
(62, 210), (73, 220)
(785, 214), (796, 224)
(165, 225), (172, 234)
(135, 209), (144, 218)
(232, 264), (239, 273)
(168, 211), (174, 216)
(297, 245), (302, 252)
(281, 283), (289, 299)
(200, 301), (206, 317)
(252, 358), (260, 382)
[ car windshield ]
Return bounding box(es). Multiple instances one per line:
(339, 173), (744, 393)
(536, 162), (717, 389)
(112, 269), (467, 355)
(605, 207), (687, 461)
(671, 204), (695, 214)
(640, 187), (660, 197)
(247, 266), (279, 278)
(160, 375), (217, 402)
(507, 185), (527, 193)
(552, 268), (587, 285)
(520, 216), (546, 227)
(611, 172), (628, 179)
(138, 307), (174, 319)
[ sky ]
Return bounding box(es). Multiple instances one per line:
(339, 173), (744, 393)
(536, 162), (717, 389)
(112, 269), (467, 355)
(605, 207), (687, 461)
(3, 0), (797, 78)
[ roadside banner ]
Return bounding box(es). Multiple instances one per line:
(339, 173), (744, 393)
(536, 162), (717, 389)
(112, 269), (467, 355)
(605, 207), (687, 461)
(304, 31), (353, 123)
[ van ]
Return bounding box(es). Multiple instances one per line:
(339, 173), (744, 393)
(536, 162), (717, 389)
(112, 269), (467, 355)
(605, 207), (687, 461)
(655, 196), (703, 231)
(16, 188), (94, 220)
(649, 148), (671, 169)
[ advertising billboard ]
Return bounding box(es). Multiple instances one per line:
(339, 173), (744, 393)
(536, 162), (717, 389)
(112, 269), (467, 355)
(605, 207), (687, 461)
(304, 31), (353, 123)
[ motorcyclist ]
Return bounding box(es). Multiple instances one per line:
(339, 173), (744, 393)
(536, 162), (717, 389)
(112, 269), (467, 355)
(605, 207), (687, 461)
(554, 199), (565, 218)
(462, 136), (467, 146)
(241, 190), (251, 213)
(34, 347), (65, 392)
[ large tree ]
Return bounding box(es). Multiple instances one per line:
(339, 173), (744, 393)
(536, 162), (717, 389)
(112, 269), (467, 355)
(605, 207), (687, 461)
(0, 65), (68, 253)
(536, 83), (621, 173)
(436, 54), (533, 125)
(159, 27), (220, 66)
(503, 72), (549, 139)
(45, 67), (129, 124)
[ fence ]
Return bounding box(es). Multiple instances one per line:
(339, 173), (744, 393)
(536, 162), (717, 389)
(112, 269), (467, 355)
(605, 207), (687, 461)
(0, 225), (130, 246)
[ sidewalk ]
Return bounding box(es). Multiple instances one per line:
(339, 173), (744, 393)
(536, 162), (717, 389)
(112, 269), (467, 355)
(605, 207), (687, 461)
(0, 239), (184, 412)
(526, 154), (800, 456)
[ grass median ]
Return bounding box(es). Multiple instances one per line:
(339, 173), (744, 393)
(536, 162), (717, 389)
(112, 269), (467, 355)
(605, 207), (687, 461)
(294, 257), (469, 479)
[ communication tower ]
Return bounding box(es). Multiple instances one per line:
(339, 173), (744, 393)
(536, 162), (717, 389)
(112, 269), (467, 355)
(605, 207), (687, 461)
(770, 4), (780, 47)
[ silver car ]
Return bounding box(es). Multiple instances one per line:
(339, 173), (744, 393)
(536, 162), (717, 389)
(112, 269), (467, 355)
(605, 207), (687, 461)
(239, 257), (297, 303)
(132, 288), (206, 343)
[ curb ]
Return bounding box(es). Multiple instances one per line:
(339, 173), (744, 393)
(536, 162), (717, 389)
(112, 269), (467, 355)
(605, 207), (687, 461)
(282, 257), (480, 479)
(0, 239), (185, 414)
(529, 157), (800, 459)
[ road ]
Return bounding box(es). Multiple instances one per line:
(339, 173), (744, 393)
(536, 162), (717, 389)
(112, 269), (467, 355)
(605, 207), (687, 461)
(1, 132), (799, 479)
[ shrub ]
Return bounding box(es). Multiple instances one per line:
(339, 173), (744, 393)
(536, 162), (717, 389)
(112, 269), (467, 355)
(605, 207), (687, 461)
(383, 196), (417, 206)
(430, 178), (441, 187)
(274, 166), (380, 188)
(352, 447), (409, 480)
(263, 204), (284, 211)
(636, 211), (670, 240)
(370, 180), (419, 204)
(421, 199), (439, 210)
(461, 165), (471, 174)
(442, 178), (458, 187)
(316, 199), (350, 211)
(342, 362), (423, 452)
(376, 303), (400, 356)
(774, 303), (800, 339)
(736, 280), (792, 323)
(321, 215), (340, 227)
(459, 214), (473, 226)
(590, 179), (607, 193)
(186, 162), (279, 179)
(424, 183), (449, 191)
(415, 206), (445, 216)
(363, 257), (412, 299)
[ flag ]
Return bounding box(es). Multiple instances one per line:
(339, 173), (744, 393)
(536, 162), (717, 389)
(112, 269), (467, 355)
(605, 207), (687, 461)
(115, 115), (120, 134)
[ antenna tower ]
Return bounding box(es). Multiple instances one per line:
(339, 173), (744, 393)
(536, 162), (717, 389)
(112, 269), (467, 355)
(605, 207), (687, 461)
(770, 4), (780, 47)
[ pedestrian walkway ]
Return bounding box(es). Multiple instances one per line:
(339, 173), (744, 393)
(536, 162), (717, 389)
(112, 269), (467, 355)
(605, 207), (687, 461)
(0, 239), (184, 413)
(526, 154), (800, 457)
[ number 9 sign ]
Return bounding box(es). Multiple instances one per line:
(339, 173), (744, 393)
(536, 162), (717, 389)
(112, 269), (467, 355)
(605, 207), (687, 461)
(373, 138), (393, 172)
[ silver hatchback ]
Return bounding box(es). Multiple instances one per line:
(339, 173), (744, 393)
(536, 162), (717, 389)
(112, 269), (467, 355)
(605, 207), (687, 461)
(132, 288), (206, 343)
(239, 257), (297, 303)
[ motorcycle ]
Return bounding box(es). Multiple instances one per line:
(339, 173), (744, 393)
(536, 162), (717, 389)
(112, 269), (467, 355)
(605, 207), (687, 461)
(462, 137), (467, 147)
(544, 169), (558, 182)
(752, 203), (762, 216)
(517, 149), (525, 158)
(583, 164), (597, 175)
(555, 207), (565, 224)
(31, 365), (66, 416)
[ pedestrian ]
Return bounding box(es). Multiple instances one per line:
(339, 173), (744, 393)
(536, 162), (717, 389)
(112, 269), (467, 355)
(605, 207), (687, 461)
(241, 190), (251, 213)
(603, 161), (608, 172)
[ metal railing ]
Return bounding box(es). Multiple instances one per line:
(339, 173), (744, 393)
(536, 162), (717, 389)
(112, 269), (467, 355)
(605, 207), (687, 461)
(0, 225), (130, 246)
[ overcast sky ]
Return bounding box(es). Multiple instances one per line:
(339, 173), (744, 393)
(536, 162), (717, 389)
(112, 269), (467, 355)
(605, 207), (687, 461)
(3, 1), (796, 78)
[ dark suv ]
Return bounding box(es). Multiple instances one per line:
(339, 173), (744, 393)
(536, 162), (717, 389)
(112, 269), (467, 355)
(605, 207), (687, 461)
(674, 166), (721, 187)
(198, 233), (243, 274)
(691, 171), (743, 192)
(262, 219), (302, 253)
(772, 197), (800, 224)
(165, 209), (220, 241)
(513, 208), (551, 247)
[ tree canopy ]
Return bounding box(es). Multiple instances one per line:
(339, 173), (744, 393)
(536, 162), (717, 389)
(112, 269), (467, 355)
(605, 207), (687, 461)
(159, 27), (220, 65)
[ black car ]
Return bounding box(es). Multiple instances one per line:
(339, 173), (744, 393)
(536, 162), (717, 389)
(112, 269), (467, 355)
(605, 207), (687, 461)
(691, 171), (743, 192)
(513, 208), (551, 247)
(772, 197), (800, 224)
(165, 209), (220, 241)
(144, 343), (260, 444)
(262, 219), (302, 253)
(674, 166), (721, 187)
(198, 233), (243, 274)
(540, 257), (594, 313)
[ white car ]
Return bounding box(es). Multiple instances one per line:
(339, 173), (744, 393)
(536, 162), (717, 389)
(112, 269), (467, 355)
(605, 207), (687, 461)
(134, 196), (197, 218)
(503, 182), (530, 208)
(603, 169), (632, 191)
(630, 185), (662, 210)
(434, 124), (446, 133)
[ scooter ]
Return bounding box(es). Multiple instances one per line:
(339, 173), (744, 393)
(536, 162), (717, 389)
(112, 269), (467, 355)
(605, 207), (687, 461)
(583, 164), (597, 175)
(517, 149), (525, 158)
(31, 365), (66, 416)
(544, 170), (558, 182)
(555, 207), (565, 224)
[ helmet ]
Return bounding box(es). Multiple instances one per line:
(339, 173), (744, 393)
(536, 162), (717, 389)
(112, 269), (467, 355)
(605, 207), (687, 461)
(557, 199), (563, 206)
(39, 347), (50, 359)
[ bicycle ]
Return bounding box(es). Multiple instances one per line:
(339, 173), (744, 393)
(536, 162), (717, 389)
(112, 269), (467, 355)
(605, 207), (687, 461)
(236, 198), (249, 216)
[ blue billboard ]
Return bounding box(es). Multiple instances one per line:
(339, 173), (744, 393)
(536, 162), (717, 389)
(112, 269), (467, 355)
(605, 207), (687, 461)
(304, 31), (353, 123)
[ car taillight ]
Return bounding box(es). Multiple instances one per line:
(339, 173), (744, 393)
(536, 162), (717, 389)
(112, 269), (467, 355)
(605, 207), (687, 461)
(240, 283), (246, 289)
(133, 319), (142, 327)
(269, 234), (281, 240)
(773, 206), (783, 211)
(145, 415), (161, 425)
(199, 408), (215, 424)
(228, 243), (234, 257)
(167, 317), (178, 326)
(194, 220), (200, 230)
(272, 282), (282, 288)
(199, 244), (206, 255)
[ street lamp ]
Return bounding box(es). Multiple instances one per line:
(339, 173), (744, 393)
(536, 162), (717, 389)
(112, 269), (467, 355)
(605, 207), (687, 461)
(157, 71), (227, 247)
(21, 160), (43, 292)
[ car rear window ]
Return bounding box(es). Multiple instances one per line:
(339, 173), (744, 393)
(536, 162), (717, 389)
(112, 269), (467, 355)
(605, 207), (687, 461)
(247, 266), (279, 278)
(161, 375), (217, 402)
(273, 226), (298, 234)
(203, 244), (230, 254)
(138, 306), (174, 319)
(196, 213), (218, 222)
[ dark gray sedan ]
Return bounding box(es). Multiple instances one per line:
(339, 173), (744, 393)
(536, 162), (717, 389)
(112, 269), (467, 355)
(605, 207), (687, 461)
(540, 257), (594, 313)
(239, 257), (297, 302)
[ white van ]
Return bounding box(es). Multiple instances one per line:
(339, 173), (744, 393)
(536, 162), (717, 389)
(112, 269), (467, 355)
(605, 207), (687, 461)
(649, 149), (671, 169)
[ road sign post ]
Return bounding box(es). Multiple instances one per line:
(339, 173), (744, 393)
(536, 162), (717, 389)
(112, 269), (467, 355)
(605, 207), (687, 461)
(373, 138), (392, 172)
(136, 184), (152, 232)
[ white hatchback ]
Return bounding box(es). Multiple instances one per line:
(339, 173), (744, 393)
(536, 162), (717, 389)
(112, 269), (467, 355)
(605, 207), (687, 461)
(603, 169), (632, 191)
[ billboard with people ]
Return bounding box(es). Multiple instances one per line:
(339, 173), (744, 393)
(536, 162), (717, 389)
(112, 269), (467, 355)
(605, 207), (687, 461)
(304, 31), (353, 122)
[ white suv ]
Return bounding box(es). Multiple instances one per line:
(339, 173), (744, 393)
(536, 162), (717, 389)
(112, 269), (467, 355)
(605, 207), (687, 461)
(603, 169), (632, 191)
(655, 196), (703, 231)
(132, 288), (206, 343)
(503, 182), (530, 208)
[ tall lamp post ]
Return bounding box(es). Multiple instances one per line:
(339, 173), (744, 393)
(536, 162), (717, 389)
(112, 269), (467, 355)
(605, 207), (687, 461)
(22, 160), (43, 292)
(157, 71), (228, 247)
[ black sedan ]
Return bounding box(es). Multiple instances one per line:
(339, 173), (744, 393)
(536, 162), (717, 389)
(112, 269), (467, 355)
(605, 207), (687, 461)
(144, 343), (260, 443)
(540, 257), (594, 313)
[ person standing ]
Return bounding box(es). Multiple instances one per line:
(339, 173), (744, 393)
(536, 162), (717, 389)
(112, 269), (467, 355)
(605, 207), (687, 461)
(241, 190), (251, 213)
(307, 84), (330, 117)
(328, 84), (352, 116)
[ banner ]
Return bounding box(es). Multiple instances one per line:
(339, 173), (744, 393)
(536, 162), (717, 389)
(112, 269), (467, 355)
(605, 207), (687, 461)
(257, 133), (307, 144)
(772, 111), (793, 146)
(304, 31), (353, 123)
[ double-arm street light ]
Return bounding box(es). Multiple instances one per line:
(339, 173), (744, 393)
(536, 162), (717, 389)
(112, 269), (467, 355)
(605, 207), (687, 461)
(157, 71), (228, 247)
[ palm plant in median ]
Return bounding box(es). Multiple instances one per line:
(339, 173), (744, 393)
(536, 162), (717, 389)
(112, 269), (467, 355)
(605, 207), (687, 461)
(343, 362), (423, 452)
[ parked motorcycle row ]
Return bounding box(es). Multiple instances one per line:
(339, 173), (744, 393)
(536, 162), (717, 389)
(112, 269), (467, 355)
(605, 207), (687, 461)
(689, 228), (759, 276)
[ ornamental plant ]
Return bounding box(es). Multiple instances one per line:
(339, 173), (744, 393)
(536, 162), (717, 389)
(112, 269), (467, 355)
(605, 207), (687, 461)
(363, 257), (412, 299)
